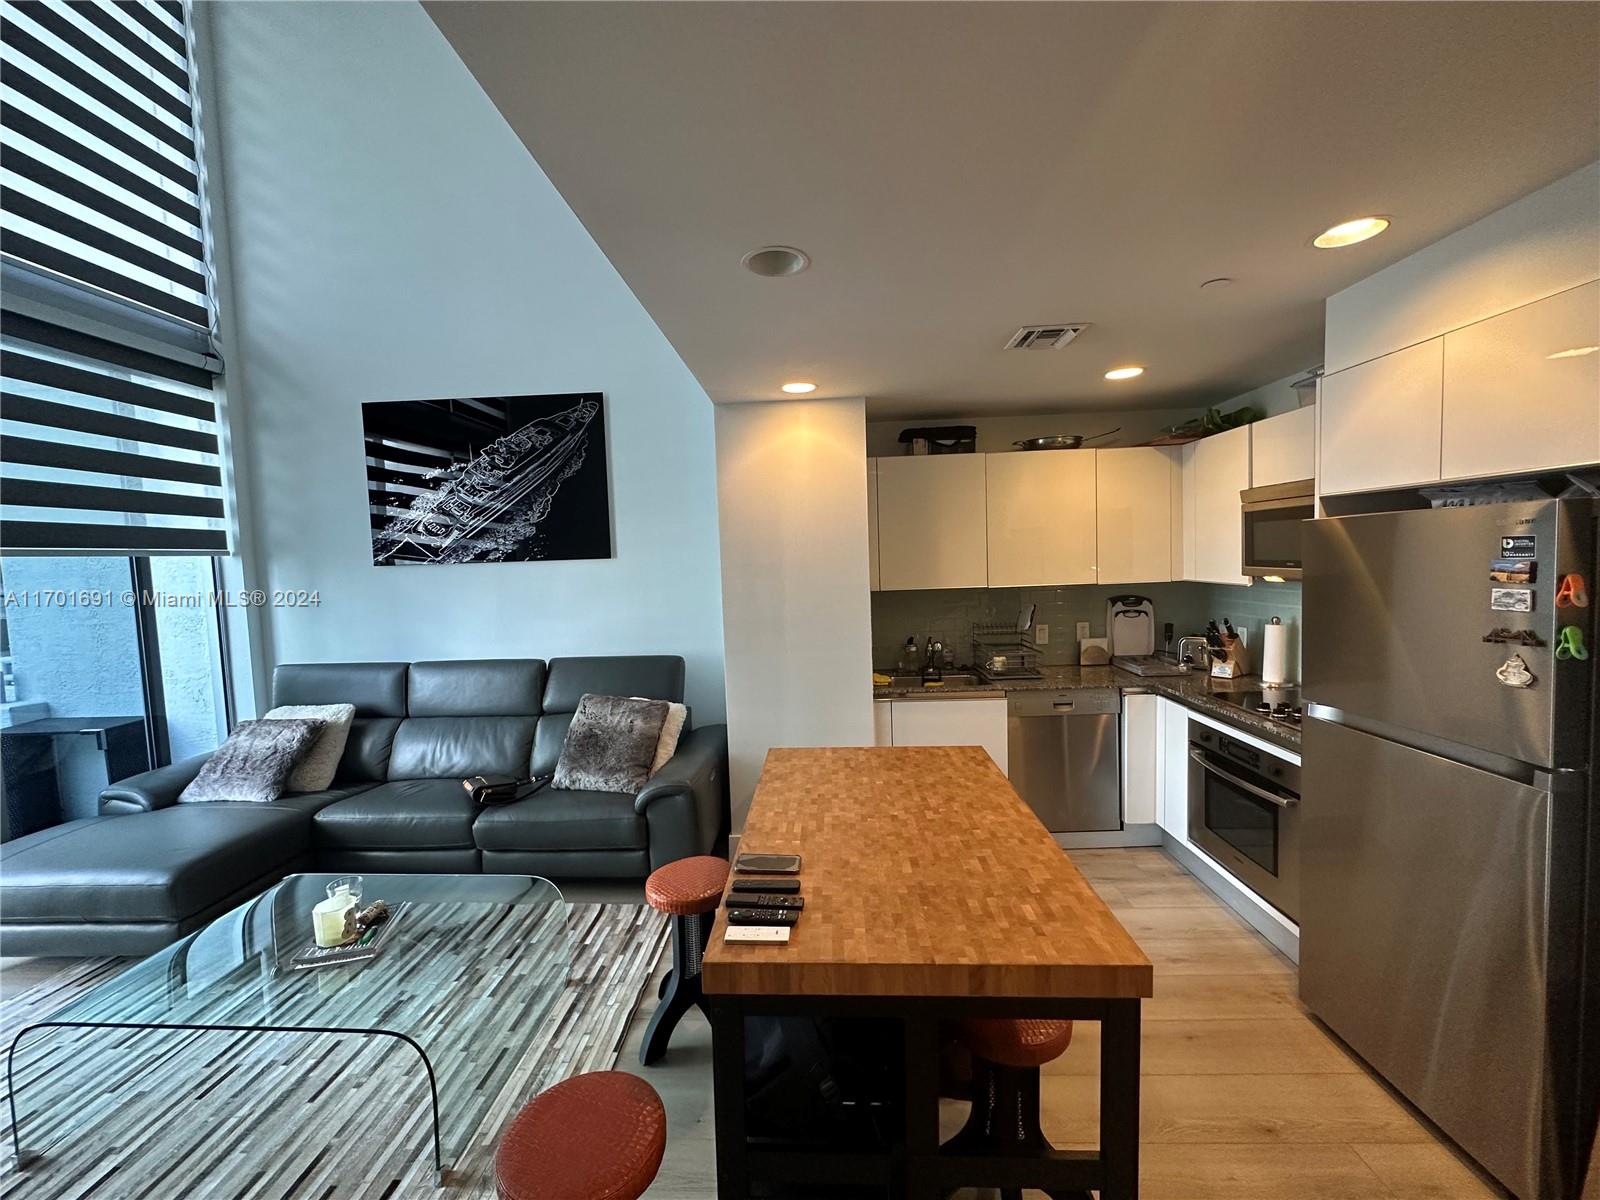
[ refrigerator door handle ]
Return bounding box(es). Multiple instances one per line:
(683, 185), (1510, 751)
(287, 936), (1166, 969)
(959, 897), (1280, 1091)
(1188, 747), (1300, 808)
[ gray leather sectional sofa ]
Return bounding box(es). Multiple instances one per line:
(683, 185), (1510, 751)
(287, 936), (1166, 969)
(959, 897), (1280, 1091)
(0, 656), (728, 958)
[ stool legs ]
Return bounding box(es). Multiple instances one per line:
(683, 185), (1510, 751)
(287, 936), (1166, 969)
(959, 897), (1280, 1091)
(641, 909), (712, 1066)
(944, 1057), (1092, 1200)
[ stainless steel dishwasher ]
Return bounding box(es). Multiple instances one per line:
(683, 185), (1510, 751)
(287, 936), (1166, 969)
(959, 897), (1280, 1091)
(1006, 689), (1122, 833)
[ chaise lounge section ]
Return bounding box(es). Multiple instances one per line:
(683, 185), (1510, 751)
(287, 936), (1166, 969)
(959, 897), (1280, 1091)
(0, 656), (728, 957)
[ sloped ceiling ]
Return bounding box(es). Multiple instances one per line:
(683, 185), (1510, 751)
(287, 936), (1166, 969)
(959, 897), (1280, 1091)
(428, 1), (1600, 416)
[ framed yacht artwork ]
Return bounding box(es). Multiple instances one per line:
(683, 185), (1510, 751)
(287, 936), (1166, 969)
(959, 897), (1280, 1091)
(362, 392), (611, 566)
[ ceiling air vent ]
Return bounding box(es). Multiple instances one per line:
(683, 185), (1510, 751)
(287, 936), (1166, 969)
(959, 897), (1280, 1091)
(1004, 323), (1090, 350)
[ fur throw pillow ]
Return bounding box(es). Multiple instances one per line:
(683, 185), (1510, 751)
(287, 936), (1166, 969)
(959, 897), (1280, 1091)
(179, 719), (326, 805)
(262, 703), (356, 792)
(553, 694), (669, 795)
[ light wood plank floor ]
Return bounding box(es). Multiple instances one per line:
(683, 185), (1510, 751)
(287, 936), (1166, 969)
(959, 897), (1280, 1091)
(620, 847), (1508, 1199)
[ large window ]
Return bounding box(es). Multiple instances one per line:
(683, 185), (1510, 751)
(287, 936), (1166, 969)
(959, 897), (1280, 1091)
(0, 0), (232, 839)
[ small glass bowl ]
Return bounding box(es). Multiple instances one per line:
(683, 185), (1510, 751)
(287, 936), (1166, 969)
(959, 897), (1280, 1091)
(326, 875), (364, 905)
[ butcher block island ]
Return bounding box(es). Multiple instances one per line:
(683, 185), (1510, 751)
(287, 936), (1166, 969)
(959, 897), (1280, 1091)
(702, 745), (1153, 1199)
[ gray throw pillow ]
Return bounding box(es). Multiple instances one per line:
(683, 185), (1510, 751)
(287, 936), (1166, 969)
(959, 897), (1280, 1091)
(179, 719), (326, 805)
(553, 694), (670, 795)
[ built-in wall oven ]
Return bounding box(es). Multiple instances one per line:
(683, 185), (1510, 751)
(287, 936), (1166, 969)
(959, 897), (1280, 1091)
(1187, 720), (1301, 921)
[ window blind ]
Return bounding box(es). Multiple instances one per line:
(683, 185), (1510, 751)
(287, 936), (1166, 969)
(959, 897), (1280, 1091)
(0, 0), (227, 555)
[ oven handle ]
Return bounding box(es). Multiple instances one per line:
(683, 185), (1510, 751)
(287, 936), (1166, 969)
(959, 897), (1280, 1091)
(1188, 746), (1300, 808)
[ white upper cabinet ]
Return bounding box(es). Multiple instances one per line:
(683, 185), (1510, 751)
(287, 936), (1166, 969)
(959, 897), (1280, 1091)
(986, 450), (1096, 587)
(1183, 424), (1252, 585)
(1319, 339), (1444, 495)
(866, 458), (881, 592)
(876, 455), (988, 590)
(1249, 407), (1317, 487)
(1096, 447), (1174, 584)
(1441, 281), (1600, 481)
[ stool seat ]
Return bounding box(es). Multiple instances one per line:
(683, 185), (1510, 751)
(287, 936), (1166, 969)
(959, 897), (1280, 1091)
(495, 1071), (666, 1200)
(960, 1018), (1074, 1068)
(644, 854), (729, 916)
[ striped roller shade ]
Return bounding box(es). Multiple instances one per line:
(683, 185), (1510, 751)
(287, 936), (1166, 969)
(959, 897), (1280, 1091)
(0, 0), (226, 555)
(0, 311), (226, 553)
(0, 0), (210, 330)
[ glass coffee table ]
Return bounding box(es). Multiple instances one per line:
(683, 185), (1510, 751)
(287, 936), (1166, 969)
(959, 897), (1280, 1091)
(5, 873), (569, 1181)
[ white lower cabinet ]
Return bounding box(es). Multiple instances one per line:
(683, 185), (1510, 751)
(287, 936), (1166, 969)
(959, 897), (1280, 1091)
(885, 698), (1008, 774)
(1156, 697), (1192, 842)
(873, 700), (893, 747)
(1121, 693), (1159, 825)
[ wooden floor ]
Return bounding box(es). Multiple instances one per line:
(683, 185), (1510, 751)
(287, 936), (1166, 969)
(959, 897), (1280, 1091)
(621, 847), (1507, 1199)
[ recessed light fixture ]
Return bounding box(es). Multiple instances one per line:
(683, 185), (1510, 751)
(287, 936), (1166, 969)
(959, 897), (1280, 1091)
(1312, 216), (1390, 249)
(1547, 345), (1600, 359)
(742, 246), (811, 277)
(781, 381), (817, 394)
(1199, 277), (1234, 290)
(1104, 366), (1145, 380)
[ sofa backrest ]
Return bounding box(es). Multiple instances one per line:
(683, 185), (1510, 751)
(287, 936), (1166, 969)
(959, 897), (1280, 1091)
(389, 659), (544, 780)
(271, 662), (407, 782)
(270, 656), (685, 785)
(534, 656), (685, 777)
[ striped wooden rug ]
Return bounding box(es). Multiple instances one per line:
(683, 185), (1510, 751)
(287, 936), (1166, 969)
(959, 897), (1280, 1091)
(0, 903), (668, 1200)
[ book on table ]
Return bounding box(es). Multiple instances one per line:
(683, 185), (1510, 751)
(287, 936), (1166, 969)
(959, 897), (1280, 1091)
(290, 901), (411, 970)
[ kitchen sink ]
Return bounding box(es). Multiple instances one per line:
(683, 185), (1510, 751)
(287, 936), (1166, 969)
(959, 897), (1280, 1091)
(883, 672), (986, 689)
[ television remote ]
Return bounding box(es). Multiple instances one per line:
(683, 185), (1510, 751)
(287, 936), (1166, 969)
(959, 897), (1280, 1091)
(724, 926), (789, 944)
(731, 878), (800, 894)
(723, 893), (803, 911)
(726, 907), (800, 927)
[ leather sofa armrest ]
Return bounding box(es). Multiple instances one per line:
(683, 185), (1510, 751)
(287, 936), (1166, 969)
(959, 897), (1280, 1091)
(99, 754), (209, 815)
(636, 724), (729, 868)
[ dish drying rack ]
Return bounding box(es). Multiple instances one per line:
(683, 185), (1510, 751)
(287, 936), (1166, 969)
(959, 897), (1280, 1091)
(973, 624), (1043, 681)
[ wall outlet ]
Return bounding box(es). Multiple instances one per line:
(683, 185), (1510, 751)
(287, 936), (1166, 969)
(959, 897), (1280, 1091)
(1036, 623), (1049, 645)
(1075, 621), (1090, 643)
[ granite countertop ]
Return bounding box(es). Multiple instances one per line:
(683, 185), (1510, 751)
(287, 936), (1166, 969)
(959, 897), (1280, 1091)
(874, 664), (1301, 750)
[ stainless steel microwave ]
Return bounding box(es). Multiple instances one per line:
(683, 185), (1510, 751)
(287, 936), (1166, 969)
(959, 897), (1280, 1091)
(1240, 479), (1314, 581)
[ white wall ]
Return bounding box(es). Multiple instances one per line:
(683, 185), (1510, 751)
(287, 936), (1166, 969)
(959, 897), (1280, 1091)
(1325, 161), (1600, 373)
(715, 398), (876, 827)
(205, 1), (727, 720)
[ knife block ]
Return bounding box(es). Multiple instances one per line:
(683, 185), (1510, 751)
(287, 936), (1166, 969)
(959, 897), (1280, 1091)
(1209, 636), (1252, 679)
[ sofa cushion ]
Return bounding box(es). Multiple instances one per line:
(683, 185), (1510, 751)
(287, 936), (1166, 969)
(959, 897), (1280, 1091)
(340, 718), (403, 782)
(553, 695), (668, 794)
(313, 779), (480, 851)
(408, 659), (545, 717)
(179, 719), (326, 804)
(263, 703), (356, 792)
(387, 717), (537, 780)
(0, 806), (309, 924)
(542, 657), (685, 714)
(471, 788), (648, 853)
(265, 783), (379, 817)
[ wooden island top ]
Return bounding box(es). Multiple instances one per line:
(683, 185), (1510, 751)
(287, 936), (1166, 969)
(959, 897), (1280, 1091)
(702, 746), (1153, 999)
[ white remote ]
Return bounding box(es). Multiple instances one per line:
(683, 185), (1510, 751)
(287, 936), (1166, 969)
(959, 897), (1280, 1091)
(723, 925), (791, 944)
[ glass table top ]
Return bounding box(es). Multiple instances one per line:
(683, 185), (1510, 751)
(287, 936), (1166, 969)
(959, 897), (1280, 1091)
(9, 873), (571, 1172)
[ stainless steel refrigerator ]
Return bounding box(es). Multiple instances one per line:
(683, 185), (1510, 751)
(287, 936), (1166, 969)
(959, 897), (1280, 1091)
(1301, 498), (1597, 1200)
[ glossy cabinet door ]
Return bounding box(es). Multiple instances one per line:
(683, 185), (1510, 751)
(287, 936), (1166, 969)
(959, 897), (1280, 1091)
(1096, 447), (1174, 584)
(1319, 339), (1443, 494)
(1157, 698), (1192, 842)
(1250, 406), (1317, 487)
(1122, 692), (1159, 825)
(1441, 280), (1600, 481)
(986, 450), (1096, 587)
(888, 698), (1008, 775)
(873, 700), (893, 747)
(876, 455), (988, 590)
(1183, 424), (1252, 585)
(866, 458), (881, 592)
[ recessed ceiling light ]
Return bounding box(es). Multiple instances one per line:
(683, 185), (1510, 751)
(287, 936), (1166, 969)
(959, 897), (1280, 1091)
(1104, 366), (1145, 380)
(1199, 277), (1233, 290)
(742, 246), (811, 277)
(781, 381), (817, 394)
(1312, 217), (1390, 249)
(1547, 345), (1600, 359)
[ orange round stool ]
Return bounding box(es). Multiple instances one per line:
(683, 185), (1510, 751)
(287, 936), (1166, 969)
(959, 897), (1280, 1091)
(494, 1071), (665, 1200)
(640, 855), (728, 1066)
(949, 1018), (1088, 1200)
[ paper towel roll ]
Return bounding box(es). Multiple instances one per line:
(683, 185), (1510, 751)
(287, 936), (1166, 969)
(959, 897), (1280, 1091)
(1260, 619), (1291, 685)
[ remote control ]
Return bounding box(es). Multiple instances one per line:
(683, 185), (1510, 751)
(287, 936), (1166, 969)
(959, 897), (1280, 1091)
(723, 893), (804, 910)
(726, 907), (800, 927)
(730, 878), (800, 894)
(724, 925), (790, 944)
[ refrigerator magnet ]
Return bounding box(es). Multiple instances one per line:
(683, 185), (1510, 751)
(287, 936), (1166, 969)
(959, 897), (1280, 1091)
(1495, 654), (1536, 688)
(1490, 587), (1534, 613)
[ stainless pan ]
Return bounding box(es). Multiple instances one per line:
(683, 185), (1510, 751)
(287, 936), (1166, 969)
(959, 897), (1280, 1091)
(1012, 427), (1120, 451)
